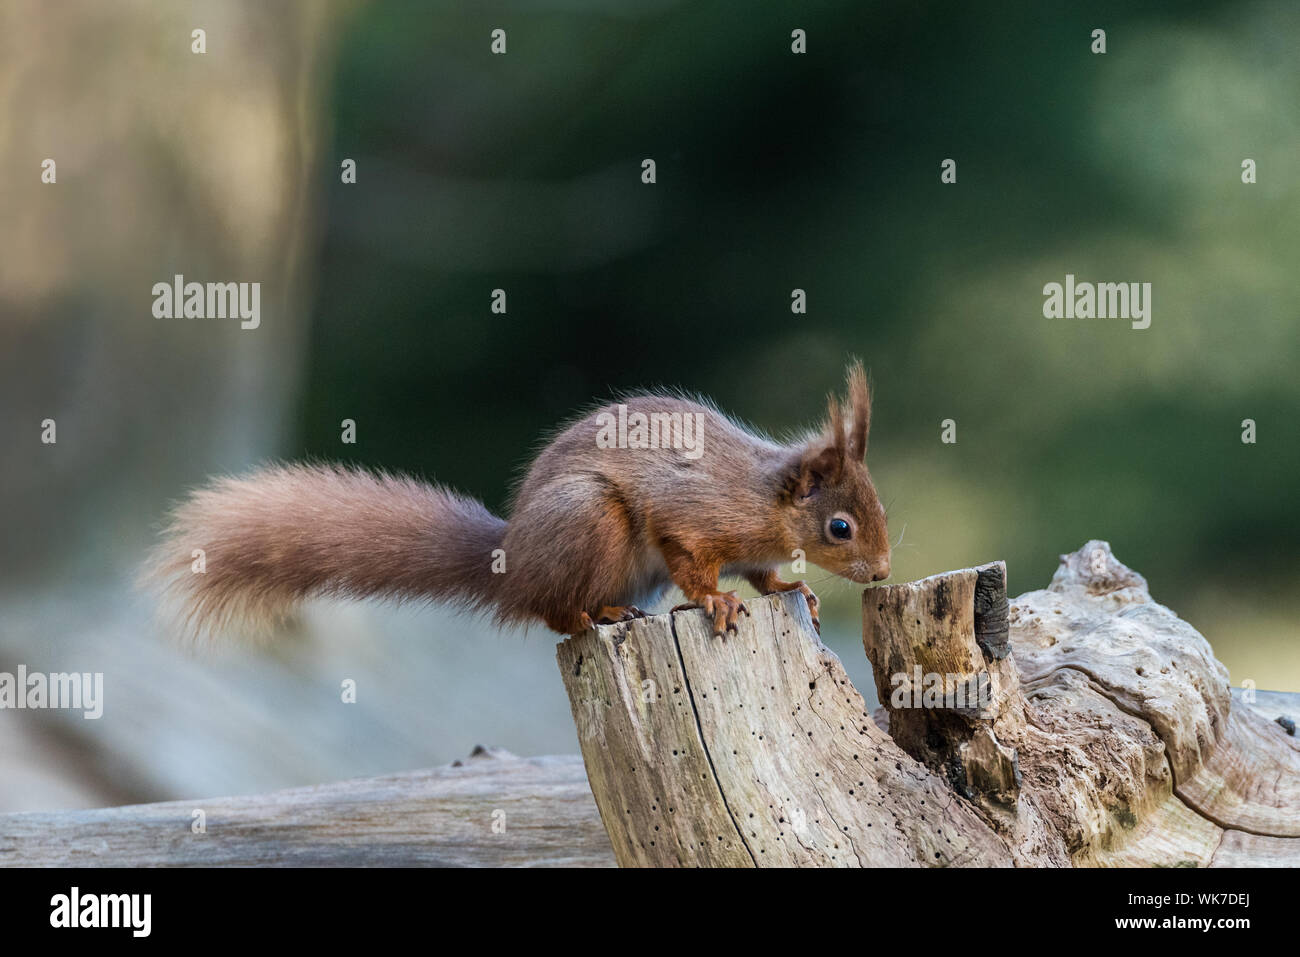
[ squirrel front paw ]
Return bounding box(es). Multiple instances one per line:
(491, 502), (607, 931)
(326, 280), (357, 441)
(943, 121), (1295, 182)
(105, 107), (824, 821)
(674, 591), (749, 637)
(748, 574), (821, 633)
(791, 581), (820, 633)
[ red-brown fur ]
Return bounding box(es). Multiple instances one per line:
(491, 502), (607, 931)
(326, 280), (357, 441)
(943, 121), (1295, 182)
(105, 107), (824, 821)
(145, 362), (890, 638)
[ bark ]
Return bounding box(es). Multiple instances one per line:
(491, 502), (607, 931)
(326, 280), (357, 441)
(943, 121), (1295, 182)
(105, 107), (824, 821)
(560, 541), (1299, 866)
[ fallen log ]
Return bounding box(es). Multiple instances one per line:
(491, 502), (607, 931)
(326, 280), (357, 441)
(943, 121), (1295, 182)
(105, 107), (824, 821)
(559, 541), (1300, 866)
(0, 747), (614, 867)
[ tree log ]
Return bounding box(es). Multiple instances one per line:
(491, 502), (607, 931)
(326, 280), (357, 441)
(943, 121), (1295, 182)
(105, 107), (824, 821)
(560, 541), (1300, 866)
(0, 747), (614, 867)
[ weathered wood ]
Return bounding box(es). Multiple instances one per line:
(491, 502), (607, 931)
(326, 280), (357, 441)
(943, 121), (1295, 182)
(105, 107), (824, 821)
(558, 591), (1012, 866)
(6, 542), (1293, 868)
(562, 541), (1300, 867)
(0, 747), (614, 867)
(555, 615), (751, 866)
(994, 541), (1299, 866)
(863, 560), (1025, 820)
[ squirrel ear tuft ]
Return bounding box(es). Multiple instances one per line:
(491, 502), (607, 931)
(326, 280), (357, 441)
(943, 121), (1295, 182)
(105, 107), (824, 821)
(786, 374), (860, 501)
(844, 360), (871, 461)
(790, 434), (843, 501)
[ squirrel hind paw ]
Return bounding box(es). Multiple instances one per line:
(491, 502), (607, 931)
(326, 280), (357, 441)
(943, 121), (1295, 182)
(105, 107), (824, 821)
(593, 605), (646, 624)
(575, 605), (649, 633)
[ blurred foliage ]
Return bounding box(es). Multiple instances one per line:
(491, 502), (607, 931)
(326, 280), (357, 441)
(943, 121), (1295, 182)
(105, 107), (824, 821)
(297, 0), (1298, 681)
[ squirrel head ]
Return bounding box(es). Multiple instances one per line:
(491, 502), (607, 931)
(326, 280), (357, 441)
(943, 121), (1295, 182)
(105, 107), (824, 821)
(782, 361), (891, 584)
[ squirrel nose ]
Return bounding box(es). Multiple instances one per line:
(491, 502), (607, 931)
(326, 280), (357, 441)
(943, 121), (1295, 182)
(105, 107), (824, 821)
(871, 559), (891, 582)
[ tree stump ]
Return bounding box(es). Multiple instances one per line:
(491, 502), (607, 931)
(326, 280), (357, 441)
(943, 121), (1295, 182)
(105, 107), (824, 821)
(557, 591), (1009, 866)
(557, 541), (1300, 866)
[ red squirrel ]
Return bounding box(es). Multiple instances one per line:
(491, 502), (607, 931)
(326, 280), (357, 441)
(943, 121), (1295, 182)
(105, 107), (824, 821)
(148, 362), (890, 639)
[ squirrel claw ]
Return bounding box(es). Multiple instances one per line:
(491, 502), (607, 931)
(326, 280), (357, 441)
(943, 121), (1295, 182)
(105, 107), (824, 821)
(671, 593), (747, 637)
(791, 581), (820, 632)
(589, 605), (647, 625)
(701, 591), (746, 638)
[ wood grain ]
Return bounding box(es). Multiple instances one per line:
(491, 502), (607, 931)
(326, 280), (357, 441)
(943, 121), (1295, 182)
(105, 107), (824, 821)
(0, 747), (614, 867)
(562, 542), (1300, 867)
(559, 590), (1011, 867)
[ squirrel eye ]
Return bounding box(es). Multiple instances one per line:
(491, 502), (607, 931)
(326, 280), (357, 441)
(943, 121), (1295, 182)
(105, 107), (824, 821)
(828, 517), (852, 541)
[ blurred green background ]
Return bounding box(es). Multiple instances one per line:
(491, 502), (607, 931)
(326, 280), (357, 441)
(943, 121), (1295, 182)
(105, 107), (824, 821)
(0, 0), (1295, 811)
(303, 0), (1298, 682)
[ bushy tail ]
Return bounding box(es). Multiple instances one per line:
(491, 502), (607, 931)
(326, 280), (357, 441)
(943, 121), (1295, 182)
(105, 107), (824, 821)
(144, 463), (506, 640)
